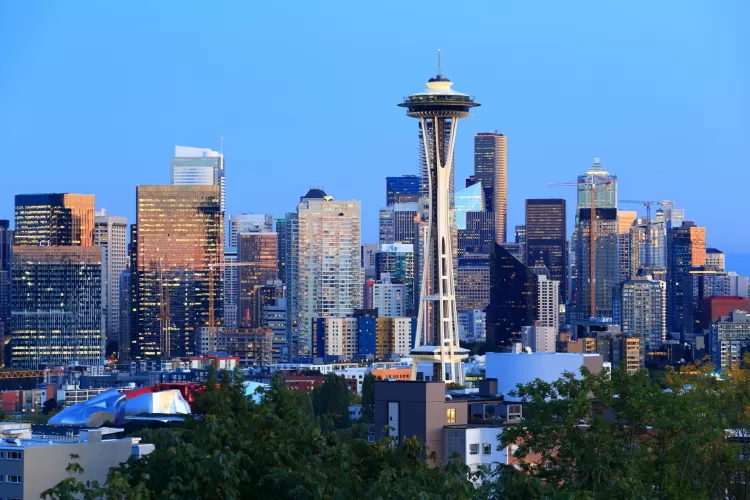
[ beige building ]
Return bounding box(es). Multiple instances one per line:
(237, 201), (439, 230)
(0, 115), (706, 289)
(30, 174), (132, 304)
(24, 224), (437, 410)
(94, 212), (128, 350)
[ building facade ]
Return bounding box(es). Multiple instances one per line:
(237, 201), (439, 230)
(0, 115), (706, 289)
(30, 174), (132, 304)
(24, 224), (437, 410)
(228, 213), (273, 247)
(11, 246), (104, 368)
(134, 185), (223, 360)
(525, 199), (566, 303)
(386, 175), (420, 205)
(667, 221), (706, 336)
(710, 310), (750, 371)
(238, 232), (278, 328)
(171, 145), (225, 212)
(94, 212), (128, 350)
(14, 193), (95, 247)
(474, 132), (507, 243)
(620, 277), (667, 358)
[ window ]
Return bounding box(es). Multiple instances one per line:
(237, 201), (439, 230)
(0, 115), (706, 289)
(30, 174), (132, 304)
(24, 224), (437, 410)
(483, 444), (492, 455)
(8, 474), (21, 483)
(7, 451), (21, 460)
(469, 444), (479, 455)
(446, 408), (456, 424)
(0, 474), (4, 482)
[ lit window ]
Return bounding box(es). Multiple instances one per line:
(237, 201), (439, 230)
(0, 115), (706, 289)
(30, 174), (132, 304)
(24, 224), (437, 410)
(446, 408), (456, 424)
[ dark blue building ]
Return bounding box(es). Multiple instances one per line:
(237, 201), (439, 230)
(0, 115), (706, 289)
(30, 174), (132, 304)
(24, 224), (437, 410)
(385, 175), (420, 206)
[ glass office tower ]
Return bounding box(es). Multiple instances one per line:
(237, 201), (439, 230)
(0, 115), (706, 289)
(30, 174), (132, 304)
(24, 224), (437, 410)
(14, 193), (95, 246)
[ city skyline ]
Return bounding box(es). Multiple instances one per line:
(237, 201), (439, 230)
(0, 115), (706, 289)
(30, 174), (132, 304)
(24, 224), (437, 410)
(1, 2), (748, 268)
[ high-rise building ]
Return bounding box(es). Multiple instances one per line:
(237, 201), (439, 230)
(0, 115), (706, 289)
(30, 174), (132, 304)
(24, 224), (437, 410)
(534, 269), (560, 332)
(617, 210), (637, 284)
(621, 277), (667, 364)
(238, 232), (278, 328)
(275, 218), (288, 285)
(485, 245), (537, 348)
(458, 211), (494, 258)
(667, 221), (706, 337)
(223, 247), (239, 330)
(14, 193), (95, 247)
(705, 248), (725, 272)
(11, 247), (104, 368)
(375, 243), (415, 316)
(262, 297), (288, 363)
(283, 212), (299, 359)
(0, 220), (10, 364)
(371, 279), (406, 317)
(378, 203), (419, 245)
(362, 243), (379, 281)
(525, 199), (567, 303)
(171, 145), (225, 212)
(134, 185), (223, 360)
(454, 183), (484, 230)
(474, 132), (507, 243)
(94, 212), (128, 350)
(385, 175), (420, 205)
(118, 269), (131, 362)
(710, 310), (750, 371)
(400, 64), (477, 383)
(293, 189), (361, 358)
(456, 247), (491, 312)
(228, 213), (273, 247)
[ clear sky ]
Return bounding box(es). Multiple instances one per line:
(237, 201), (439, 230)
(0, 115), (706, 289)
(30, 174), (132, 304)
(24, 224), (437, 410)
(1, 1), (748, 265)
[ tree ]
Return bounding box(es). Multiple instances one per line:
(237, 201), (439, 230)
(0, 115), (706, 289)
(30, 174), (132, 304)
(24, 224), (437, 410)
(361, 373), (376, 422)
(312, 374), (352, 430)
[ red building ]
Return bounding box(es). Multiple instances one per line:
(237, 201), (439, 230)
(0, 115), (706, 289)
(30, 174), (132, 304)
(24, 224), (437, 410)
(700, 296), (750, 330)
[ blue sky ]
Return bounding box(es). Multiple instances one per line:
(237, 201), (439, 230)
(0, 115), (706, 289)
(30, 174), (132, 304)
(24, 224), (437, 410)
(1, 1), (748, 266)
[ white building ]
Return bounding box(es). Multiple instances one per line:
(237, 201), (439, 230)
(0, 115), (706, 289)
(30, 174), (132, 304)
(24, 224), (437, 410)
(710, 310), (750, 370)
(171, 145), (225, 212)
(391, 317), (414, 356)
(457, 310), (486, 341)
(537, 274), (560, 332)
(620, 277), (667, 349)
(296, 189), (362, 357)
(371, 281), (406, 317)
(521, 322), (557, 353)
(93, 212), (128, 349)
(319, 317), (359, 360)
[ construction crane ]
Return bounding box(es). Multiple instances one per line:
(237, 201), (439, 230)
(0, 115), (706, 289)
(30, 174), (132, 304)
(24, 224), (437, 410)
(0, 368), (65, 382)
(619, 200), (673, 268)
(551, 166), (613, 319)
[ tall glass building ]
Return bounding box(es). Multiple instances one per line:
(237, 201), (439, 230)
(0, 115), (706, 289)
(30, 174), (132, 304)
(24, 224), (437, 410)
(667, 221), (706, 337)
(171, 145), (225, 212)
(11, 246), (104, 369)
(525, 199), (567, 304)
(454, 182), (484, 230)
(385, 175), (420, 206)
(134, 185), (224, 359)
(238, 232), (278, 328)
(378, 203), (419, 245)
(474, 132), (507, 243)
(14, 193), (95, 247)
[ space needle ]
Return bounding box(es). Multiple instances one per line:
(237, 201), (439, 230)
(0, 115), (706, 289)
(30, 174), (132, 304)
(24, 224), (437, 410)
(399, 52), (479, 384)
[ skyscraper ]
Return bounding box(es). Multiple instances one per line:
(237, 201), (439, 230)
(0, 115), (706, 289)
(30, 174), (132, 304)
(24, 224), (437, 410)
(238, 232), (278, 328)
(454, 182), (484, 230)
(275, 218), (288, 285)
(399, 60), (477, 383)
(617, 210), (637, 284)
(474, 132), (507, 243)
(171, 145), (226, 212)
(14, 193), (95, 246)
(621, 277), (667, 360)
(572, 159), (618, 319)
(376, 243), (416, 316)
(0, 221), (11, 365)
(667, 221), (706, 337)
(134, 185), (223, 359)
(378, 203), (419, 245)
(525, 199), (567, 304)
(284, 212), (299, 359)
(456, 247), (491, 312)
(228, 213), (273, 248)
(11, 246), (104, 368)
(223, 246), (238, 330)
(385, 175), (420, 205)
(94, 212), (128, 351)
(293, 189), (362, 359)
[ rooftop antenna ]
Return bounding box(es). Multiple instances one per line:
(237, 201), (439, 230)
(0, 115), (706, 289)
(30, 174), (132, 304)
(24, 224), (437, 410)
(437, 49), (441, 75)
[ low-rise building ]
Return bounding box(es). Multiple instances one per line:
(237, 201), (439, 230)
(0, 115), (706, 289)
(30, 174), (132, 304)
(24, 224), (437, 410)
(0, 427), (153, 499)
(710, 310), (750, 370)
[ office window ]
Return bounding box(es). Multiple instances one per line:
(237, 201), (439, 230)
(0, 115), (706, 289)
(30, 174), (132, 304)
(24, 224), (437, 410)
(469, 443), (479, 455)
(8, 474), (21, 483)
(483, 443), (492, 455)
(446, 408), (456, 424)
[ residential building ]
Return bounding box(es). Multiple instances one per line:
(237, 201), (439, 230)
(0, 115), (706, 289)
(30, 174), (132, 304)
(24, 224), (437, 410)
(371, 279), (406, 317)
(133, 185), (223, 360)
(315, 317), (359, 360)
(238, 232), (278, 328)
(94, 212), (128, 348)
(10, 246), (104, 368)
(620, 277), (667, 353)
(275, 218), (288, 284)
(262, 298), (288, 363)
(0, 427), (153, 500)
(710, 310), (750, 371)
(14, 193), (94, 246)
(385, 175), (420, 205)
(705, 248), (725, 272)
(521, 322), (556, 353)
(699, 296), (750, 331)
(171, 145), (225, 212)
(535, 271), (560, 332)
(294, 189), (362, 358)
(594, 326), (641, 373)
(474, 132), (507, 243)
(223, 247), (238, 330)
(525, 199), (566, 303)
(283, 212), (299, 359)
(375, 243), (415, 316)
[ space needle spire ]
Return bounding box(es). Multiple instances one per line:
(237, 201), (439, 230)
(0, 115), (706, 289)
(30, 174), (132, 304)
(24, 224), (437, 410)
(398, 54), (479, 385)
